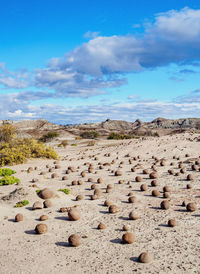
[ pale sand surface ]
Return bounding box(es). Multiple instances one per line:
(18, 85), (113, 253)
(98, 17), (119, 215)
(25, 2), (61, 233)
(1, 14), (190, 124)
(0, 133), (200, 274)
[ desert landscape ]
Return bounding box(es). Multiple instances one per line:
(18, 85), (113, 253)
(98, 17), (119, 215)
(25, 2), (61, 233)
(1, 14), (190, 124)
(1, 2), (200, 273)
(0, 119), (199, 274)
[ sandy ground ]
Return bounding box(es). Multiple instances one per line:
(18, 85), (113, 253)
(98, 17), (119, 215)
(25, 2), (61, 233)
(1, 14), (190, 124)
(0, 133), (200, 274)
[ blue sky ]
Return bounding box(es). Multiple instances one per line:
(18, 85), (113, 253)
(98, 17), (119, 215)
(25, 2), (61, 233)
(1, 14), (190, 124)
(0, 0), (200, 124)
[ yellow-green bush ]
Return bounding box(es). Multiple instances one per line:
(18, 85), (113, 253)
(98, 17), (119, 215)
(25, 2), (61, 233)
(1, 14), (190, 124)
(14, 200), (29, 207)
(0, 138), (58, 166)
(0, 176), (20, 185)
(0, 168), (16, 176)
(0, 123), (16, 142)
(58, 188), (70, 195)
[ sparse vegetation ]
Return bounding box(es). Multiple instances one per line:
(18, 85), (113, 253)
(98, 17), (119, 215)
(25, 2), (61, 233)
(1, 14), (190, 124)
(0, 123), (17, 143)
(108, 132), (132, 140)
(0, 168), (16, 176)
(80, 131), (99, 139)
(36, 189), (41, 194)
(0, 176), (20, 186)
(14, 200), (29, 207)
(71, 143), (77, 146)
(39, 131), (59, 142)
(58, 188), (70, 195)
(0, 138), (58, 166)
(108, 131), (159, 140)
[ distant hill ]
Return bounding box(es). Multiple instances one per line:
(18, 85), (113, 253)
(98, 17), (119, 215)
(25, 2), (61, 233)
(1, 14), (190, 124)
(1, 117), (200, 139)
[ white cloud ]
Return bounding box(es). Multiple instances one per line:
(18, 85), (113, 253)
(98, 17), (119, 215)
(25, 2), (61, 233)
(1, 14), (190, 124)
(0, 63), (29, 89)
(32, 7), (200, 98)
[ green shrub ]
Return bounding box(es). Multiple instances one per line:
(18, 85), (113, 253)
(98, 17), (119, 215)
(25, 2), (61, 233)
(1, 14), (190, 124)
(14, 200), (29, 207)
(0, 138), (58, 166)
(80, 131), (99, 139)
(57, 144), (62, 147)
(58, 188), (70, 195)
(39, 131), (59, 142)
(108, 132), (132, 140)
(71, 143), (77, 146)
(0, 168), (16, 176)
(0, 176), (20, 186)
(36, 189), (41, 194)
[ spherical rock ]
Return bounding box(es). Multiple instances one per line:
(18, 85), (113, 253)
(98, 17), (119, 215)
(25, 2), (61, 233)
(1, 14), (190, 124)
(77, 180), (83, 185)
(68, 234), (81, 247)
(143, 169), (150, 174)
(129, 211), (139, 220)
(97, 178), (103, 184)
(175, 172), (181, 176)
(128, 196), (137, 203)
(91, 184), (98, 190)
(186, 202), (197, 212)
(163, 192), (170, 198)
(152, 190), (160, 197)
(160, 160), (166, 166)
(76, 194), (84, 201)
(51, 173), (59, 178)
(168, 169), (175, 175)
(135, 176), (142, 182)
(91, 194), (98, 200)
(94, 188), (102, 197)
(138, 252), (153, 263)
(72, 180), (77, 185)
(187, 184), (192, 189)
(98, 222), (106, 229)
(160, 200), (170, 210)
(43, 199), (52, 208)
(109, 205), (120, 213)
(180, 168), (186, 174)
(163, 186), (171, 192)
(107, 184), (114, 189)
(149, 172), (157, 179)
(131, 167), (136, 172)
(122, 224), (130, 231)
(168, 219), (176, 227)
(32, 178), (39, 183)
(140, 184), (148, 191)
(104, 200), (112, 207)
(81, 171), (86, 177)
(32, 201), (43, 210)
(35, 224), (48, 234)
(151, 180), (158, 186)
(68, 208), (80, 221)
(62, 176), (68, 180)
(15, 213), (23, 222)
(40, 171), (46, 175)
(40, 215), (48, 221)
(187, 174), (194, 181)
(40, 188), (54, 200)
(115, 170), (122, 176)
(122, 232), (135, 244)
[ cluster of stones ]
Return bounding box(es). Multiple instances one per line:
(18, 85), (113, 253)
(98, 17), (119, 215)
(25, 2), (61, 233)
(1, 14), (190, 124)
(13, 146), (200, 267)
